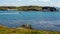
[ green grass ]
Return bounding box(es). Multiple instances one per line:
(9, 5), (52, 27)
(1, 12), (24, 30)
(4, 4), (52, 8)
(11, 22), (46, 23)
(0, 25), (60, 34)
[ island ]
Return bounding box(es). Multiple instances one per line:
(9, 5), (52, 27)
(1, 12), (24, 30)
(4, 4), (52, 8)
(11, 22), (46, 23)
(0, 6), (59, 11)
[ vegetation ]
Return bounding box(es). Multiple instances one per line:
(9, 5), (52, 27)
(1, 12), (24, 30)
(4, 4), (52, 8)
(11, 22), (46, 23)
(0, 25), (60, 34)
(0, 6), (58, 11)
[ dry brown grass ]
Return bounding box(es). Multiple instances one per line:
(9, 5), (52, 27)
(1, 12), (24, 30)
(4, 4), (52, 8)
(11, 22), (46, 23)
(0, 25), (60, 34)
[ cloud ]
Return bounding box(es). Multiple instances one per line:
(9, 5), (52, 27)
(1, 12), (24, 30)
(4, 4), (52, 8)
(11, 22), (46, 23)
(39, 0), (51, 2)
(0, 0), (60, 7)
(28, 0), (51, 2)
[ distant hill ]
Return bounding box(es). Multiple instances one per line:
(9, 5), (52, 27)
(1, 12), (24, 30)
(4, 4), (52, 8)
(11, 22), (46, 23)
(0, 6), (59, 11)
(0, 25), (60, 34)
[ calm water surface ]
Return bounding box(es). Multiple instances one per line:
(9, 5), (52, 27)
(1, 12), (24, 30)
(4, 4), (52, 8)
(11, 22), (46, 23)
(0, 11), (60, 31)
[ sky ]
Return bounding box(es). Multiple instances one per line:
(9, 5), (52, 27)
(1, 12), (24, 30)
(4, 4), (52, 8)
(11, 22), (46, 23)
(0, 0), (60, 7)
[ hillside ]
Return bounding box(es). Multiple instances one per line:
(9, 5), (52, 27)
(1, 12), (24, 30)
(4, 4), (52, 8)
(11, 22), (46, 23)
(0, 25), (60, 34)
(0, 6), (58, 11)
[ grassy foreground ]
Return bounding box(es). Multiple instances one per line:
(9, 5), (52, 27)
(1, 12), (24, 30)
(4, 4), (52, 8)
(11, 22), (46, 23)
(0, 25), (60, 34)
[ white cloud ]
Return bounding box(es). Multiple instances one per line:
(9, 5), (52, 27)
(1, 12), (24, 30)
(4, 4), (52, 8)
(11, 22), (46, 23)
(39, 0), (51, 2)
(28, 0), (51, 2)
(16, 0), (22, 1)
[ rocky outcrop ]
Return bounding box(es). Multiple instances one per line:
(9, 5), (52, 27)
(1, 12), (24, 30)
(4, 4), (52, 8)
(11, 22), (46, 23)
(20, 24), (33, 29)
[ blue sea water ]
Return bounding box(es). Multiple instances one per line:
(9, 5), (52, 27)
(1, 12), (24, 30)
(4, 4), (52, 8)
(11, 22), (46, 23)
(0, 10), (60, 31)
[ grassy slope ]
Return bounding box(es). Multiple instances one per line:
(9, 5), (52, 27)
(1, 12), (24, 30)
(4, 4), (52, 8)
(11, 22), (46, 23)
(0, 25), (60, 34)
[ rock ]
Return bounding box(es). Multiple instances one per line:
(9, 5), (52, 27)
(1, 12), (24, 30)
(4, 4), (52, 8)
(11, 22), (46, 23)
(20, 24), (33, 29)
